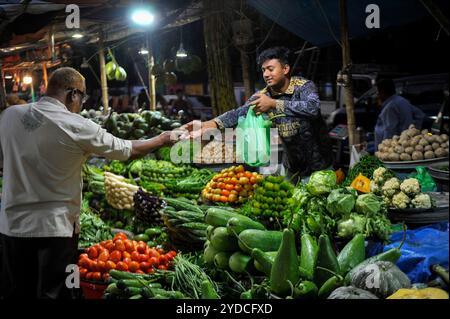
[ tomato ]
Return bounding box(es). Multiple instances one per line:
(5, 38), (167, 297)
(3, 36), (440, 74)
(102, 273), (110, 281)
(109, 250), (122, 264)
(212, 194), (220, 202)
(244, 171), (253, 178)
(235, 165), (245, 173)
(139, 262), (151, 272)
(225, 184), (234, 191)
(250, 176), (258, 184)
(114, 232), (128, 241)
(79, 253), (89, 260)
(148, 257), (159, 266)
(239, 190), (248, 197)
(92, 272), (102, 282)
(137, 243), (147, 254)
(135, 270), (145, 275)
(105, 260), (116, 271)
(85, 272), (94, 281)
(234, 184), (243, 192)
(138, 254), (149, 262)
(146, 268), (155, 274)
(79, 268), (88, 279)
(124, 240), (134, 253)
(98, 250), (110, 262)
(219, 196), (228, 203)
(122, 257), (132, 265)
(131, 251), (140, 262)
(243, 184), (253, 191)
(122, 251), (131, 260)
(148, 248), (159, 259)
(228, 194), (238, 203)
(104, 241), (115, 252)
(87, 247), (98, 259)
(158, 255), (168, 265)
(239, 177), (249, 185)
(114, 239), (125, 252)
(217, 178), (224, 183)
(213, 188), (222, 195)
(157, 265), (168, 270)
(78, 257), (90, 269)
(220, 189), (230, 196)
(90, 260), (99, 272)
(116, 261), (128, 271)
(96, 260), (106, 273)
(168, 251), (177, 258)
(236, 172), (244, 179)
(128, 261), (140, 273)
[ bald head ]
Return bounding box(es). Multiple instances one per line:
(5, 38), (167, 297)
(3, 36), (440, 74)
(46, 67), (85, 96)
(46, 67), (86, 113)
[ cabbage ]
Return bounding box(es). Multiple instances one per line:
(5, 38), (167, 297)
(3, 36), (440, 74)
(355, 193), (383, 215)
(326, 187), (357, 216)
(290, 184), (311, 209)
(337, 213), (367, 238)
(306, 170), (337, 196)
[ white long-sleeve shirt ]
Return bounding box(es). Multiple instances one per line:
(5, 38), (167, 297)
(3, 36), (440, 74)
(0, 97), (132, 237)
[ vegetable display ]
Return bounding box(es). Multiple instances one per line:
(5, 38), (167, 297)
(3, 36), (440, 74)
(375, 125), (449, 161)
(343, 155), (386, 186)
(133, 189), (165, 230)
(79, 198), (113, 248)
(202, 165), (263, 203)
(193, 140), (235, 164)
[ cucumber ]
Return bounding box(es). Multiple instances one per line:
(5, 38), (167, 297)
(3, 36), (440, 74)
(109, 269), (153, 281)
(117, 279), (162, 290)
(125, 287), (144, 296)
(238, 229), (283, 254)
(205, 207), (242, 227)
(253, 250), (277, 275)
(181, 222), (209, 231)
(214, 251), (232, 270)
(145, 227), (162, 237)
(134, 233), (150, 242)
(206, 225), (215, 240)
(204, 243), (220, 264)
(226, 216), (265, 236)
(210, 227), (239, 251)
(105, 283), (123, 295)
(229, 251), (252, 273)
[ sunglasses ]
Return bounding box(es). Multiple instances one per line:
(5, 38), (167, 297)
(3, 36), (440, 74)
(67, 88), (89, 104)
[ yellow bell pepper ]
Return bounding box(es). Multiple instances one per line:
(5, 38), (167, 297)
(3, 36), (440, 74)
(350, 173), (371, 193)
(387, 287), (449, 299)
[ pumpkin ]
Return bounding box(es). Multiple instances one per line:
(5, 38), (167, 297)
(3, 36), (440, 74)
(387, 287), (449, 299)
(350, 173), (371, 193)
(328, 286), (379, 299)
(350, 261), (411, 298)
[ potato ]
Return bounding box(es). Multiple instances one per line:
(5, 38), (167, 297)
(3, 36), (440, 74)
(400, 153), (412, 161)
(412, 151), (424, 160)
(388, 153), (400, 161)
(424, 150), (435, 159)
(394, 145), (404, 154)
(414, 145), (424, 152)
(441, 143), (448, 149)
(424, 145), (433, 152)
(440, 134), (449, 142)
(435, 135), (443, 144)
(391, 141), (399, 147)
(400, 140), (410, 148)
(425, 134), (435, 143)
(412, 135), (422, 143)
(409, 124), (416, 130)
(377, 144), (384, 151)
(434, 148), (447, 158)
(432, 142), (440, 150)
(419, 138), (429, 146)
(407, 128), (420, 137)
(393, 135), (400, 141)
(383, 139), (392, 147)
(388, 147), (395, 153)
(421, 129), (429, 135)
(380, 153), (389, 161)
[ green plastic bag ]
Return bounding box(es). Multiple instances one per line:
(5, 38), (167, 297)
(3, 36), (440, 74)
(408, 166), (437, 192)
(236, 106), (272, 167)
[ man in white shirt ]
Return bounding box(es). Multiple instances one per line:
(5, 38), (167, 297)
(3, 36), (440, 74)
(0, 67), (175, 298)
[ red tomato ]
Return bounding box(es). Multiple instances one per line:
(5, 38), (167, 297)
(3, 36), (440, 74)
(78, 257), (90, 269)
(158, 255), (168, 265)
(114, 239), (125, 252)
(137, 243), (147, 254)
(105, 260), (116, 271)
(87, 246), (98, 259)
(244, 171), (253, 178)
(79, 268), (88, 279)
(131, 251), (140, 262)
(90, 260), (99, 272)
(114, 232), (128, 241)
(92, 272), (102, 282)
(98, 250), (110, 262)
(221, 189), (230, 196)
(128, 261), (140, 273)
(157, 265), (168, 270)
(109, 250), (122, 263)
(139, 262), (151, 272)
(219, 196), (228, 203)
(102, 273), (110, 282)
(79, 253), (89, 260)
(85, 272), (94, 281)
(148, 249), (160, 259)
(104, 241), (115, 252)
(138, 254), (149, 262)
(148, 257), (159, 266)
(124, 240), (134, 253)
(116, 261), (128, 271)
(225, 184), (235, 191)
(96, 260), (106, 273)
(122, 257), (132, 265)
(122, 251), (132, 260)
(146, 268), (154, 274)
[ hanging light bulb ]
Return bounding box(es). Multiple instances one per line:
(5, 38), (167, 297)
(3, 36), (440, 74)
(176, 27), (188, 58)
(139, 47), (149, 55)
(80, 57), (89, 68)
(23, 75), (33, 84)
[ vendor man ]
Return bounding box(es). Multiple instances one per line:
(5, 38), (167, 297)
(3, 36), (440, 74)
(0, 67), (176, 299)
(182, 46), (332, 182)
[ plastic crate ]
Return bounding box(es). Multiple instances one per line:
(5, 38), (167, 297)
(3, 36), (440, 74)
(80, 280), (108, 299)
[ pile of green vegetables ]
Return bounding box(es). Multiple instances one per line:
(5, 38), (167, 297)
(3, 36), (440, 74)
(82, 165), (105, 196)
(79, 197), (113, 248)
(287, 170), (392, 242)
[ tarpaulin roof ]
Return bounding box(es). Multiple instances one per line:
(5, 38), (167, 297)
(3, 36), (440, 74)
(248, 0), (447, 47)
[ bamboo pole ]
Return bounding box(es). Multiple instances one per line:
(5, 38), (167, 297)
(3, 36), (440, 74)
(98, 33), (109, 115)
(42, 62), (48, 89)
(146, 33), (156, 111)
(339, 0), (356, 147)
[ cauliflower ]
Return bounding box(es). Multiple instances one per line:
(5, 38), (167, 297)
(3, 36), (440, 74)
(382, 195), (391, 206)
(373, 167), (387, 184)
(391, 192), (410, 209)
(382, 177), (401, 198)
(411, 193), (432, 209)
(400, 178), (421, 197)
(370, 180), (382, 195)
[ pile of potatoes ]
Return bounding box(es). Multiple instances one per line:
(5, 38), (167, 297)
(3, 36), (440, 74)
(376, 125), (449, 162)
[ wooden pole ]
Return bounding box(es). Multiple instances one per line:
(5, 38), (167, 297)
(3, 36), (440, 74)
(98, 33), (109, 115)
(42, 62), (48, 89)
(146, 33), (156, 111)
(339, 0), (356, 147)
